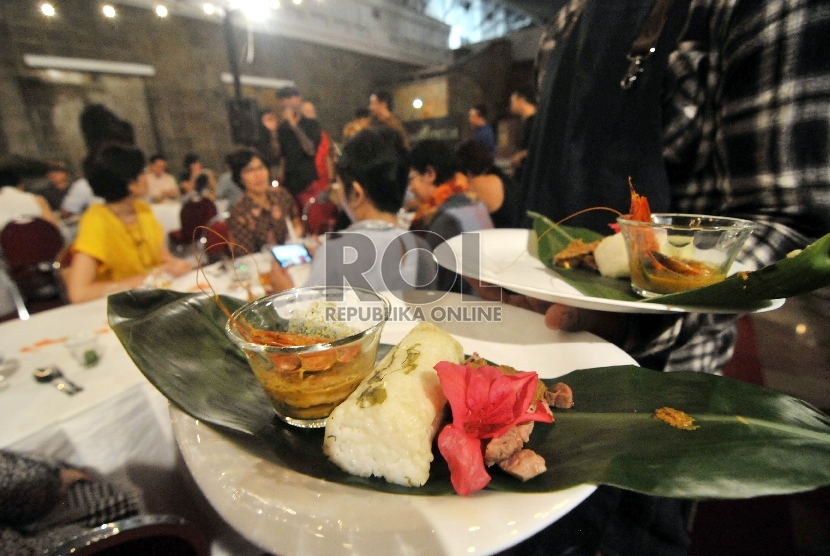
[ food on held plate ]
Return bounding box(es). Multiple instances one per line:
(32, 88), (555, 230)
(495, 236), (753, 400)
(594, 232), (630, 278)
(553, 238), (601, 271)
(323, 322), (463, 487)
(551, 179), (755, 295)
(323, 326), (574, 495)
(436, 354), (573, 496)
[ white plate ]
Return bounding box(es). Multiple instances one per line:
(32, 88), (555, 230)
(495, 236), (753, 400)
(434, 228), (785, 315)
(170, 294), (638, 556)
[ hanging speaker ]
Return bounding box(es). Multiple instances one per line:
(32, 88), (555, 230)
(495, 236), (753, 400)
(226, 98), (261, 145)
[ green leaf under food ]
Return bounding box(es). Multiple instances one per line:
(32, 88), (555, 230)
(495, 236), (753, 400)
(108, 290), (830, 499)
(529, 212), (830, 310)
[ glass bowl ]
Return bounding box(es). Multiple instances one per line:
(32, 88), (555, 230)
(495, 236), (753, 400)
(617, 214), (757, 297)
(226, 286), (391, 428)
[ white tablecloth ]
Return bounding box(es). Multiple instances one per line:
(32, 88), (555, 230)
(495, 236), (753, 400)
(151, 199), (230, 236)
(150, 201), (182, 236)
(0, 295), (264, 555)
(170, 255), (311, 299)
(0, 299), (179, 508)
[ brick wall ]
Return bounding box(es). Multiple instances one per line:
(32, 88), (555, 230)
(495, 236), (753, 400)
(0, 1), (421, 176)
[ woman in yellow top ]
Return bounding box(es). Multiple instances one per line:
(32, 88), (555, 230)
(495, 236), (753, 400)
(66, 143), (192, 303)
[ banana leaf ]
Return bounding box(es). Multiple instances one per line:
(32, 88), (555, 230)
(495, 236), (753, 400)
(530, 211), (830, 310)
(108, 289), (830, 499)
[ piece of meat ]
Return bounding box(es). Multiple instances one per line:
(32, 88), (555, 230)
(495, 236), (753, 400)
(514, 421), (534, 443)
(553, 238), (601, 271)
(484, 427), (521, 467)
(544, 382), (574, 409)
(498, 449), (547, 482)
(484, 422), (535, 467)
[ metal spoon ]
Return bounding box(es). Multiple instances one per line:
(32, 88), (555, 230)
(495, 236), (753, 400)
(34, 366), (83, 395)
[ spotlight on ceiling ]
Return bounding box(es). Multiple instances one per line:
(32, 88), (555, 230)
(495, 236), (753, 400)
(203, 3), (215, 14)
(40, 3), (56, 17)
(102, 4), (116, 18)
(412, 98), (423, 109)
(233, 0), (271, 20)
(155, 5), (168, 17)
(292, 0), (302, 5)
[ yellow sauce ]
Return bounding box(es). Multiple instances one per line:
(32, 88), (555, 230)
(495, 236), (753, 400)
(654, 407), (699, 430)
(631, 259), (725, 295)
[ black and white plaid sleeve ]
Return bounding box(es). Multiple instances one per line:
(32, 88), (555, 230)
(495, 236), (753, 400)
(633, 0), (830, 374)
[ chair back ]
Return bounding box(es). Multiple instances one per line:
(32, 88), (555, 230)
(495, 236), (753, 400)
(301, 195), (338, 236)
(204, 219), (230, 262)
(179, 198), (218, 243)
(0, 217), (66, 301)
(1, 217), (65, 270)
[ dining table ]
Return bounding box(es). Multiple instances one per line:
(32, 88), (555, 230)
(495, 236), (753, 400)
(0, 260), (302, 556)
(167, 288), (638, 556)
(0, 297), (182, 514)
(0, 259), (634, 556)
(151, 198), (230, 236)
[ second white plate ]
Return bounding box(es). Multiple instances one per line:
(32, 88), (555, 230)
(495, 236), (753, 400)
(434, 228), (784, 314)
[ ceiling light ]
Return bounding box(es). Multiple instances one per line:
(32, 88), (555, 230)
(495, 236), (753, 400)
(412, 98), (423, 109)
(234, 0), (271, 20)
(40, 3), (56, 16)
(102, 4), (116, 17)
(203, 3), (215, 15)
(292, 0), (302, 5)
(155, 5), (168, 17)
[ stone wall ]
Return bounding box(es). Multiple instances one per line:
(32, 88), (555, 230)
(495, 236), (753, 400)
(0, 1), (422, 176)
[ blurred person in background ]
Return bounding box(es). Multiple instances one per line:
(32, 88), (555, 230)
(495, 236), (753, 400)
(215, 154), (244, 207)
(509, 83), (537, 181)
(65, 143), (192, 303)
(256, 108), (282, 174)
(60, 174), (97, 220)
(408, 140), (493, 292)
(60, 104), (134, 220)
(0, 169), (58, 230)
(37, 161), (72, 212)
(270, 127), (436, 292)
(342, 107), (371, 143)
(144, 154), (179, 202)
(226, 147), (301, 254)
(369, 91), (409, 149)
(456, 139), (517, 228)
(179, 153), (215, 200)
(277, 87), (321, 201)
(468, 104), (497, 157)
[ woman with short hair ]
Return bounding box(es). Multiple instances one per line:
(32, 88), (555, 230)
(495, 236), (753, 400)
(226, 147), (301, 254)
(66, 143), (192, 303)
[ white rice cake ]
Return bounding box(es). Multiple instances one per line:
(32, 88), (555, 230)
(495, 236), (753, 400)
(323, 322), (464, 487)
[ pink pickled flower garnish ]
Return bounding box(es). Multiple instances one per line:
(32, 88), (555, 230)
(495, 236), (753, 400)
(608, 223), (621, 233)
(435, 361), (552, 495)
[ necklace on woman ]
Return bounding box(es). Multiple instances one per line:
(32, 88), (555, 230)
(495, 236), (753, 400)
(108, 201), (147, 252)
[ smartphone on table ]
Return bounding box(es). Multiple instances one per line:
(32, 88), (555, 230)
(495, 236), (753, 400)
(271, 243), (312, 268)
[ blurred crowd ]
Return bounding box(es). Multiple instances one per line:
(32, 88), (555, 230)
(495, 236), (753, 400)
(1, 83), (538, 311)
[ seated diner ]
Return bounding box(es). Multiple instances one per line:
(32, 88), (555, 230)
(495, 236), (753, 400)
(65, 143), (193, 303)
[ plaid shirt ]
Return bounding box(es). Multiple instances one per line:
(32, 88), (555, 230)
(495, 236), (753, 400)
(538, 0), (830, 374)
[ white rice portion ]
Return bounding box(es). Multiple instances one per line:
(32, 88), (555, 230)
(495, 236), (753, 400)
(595, 232), (631, 278)
(323, 322), (464, 487)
